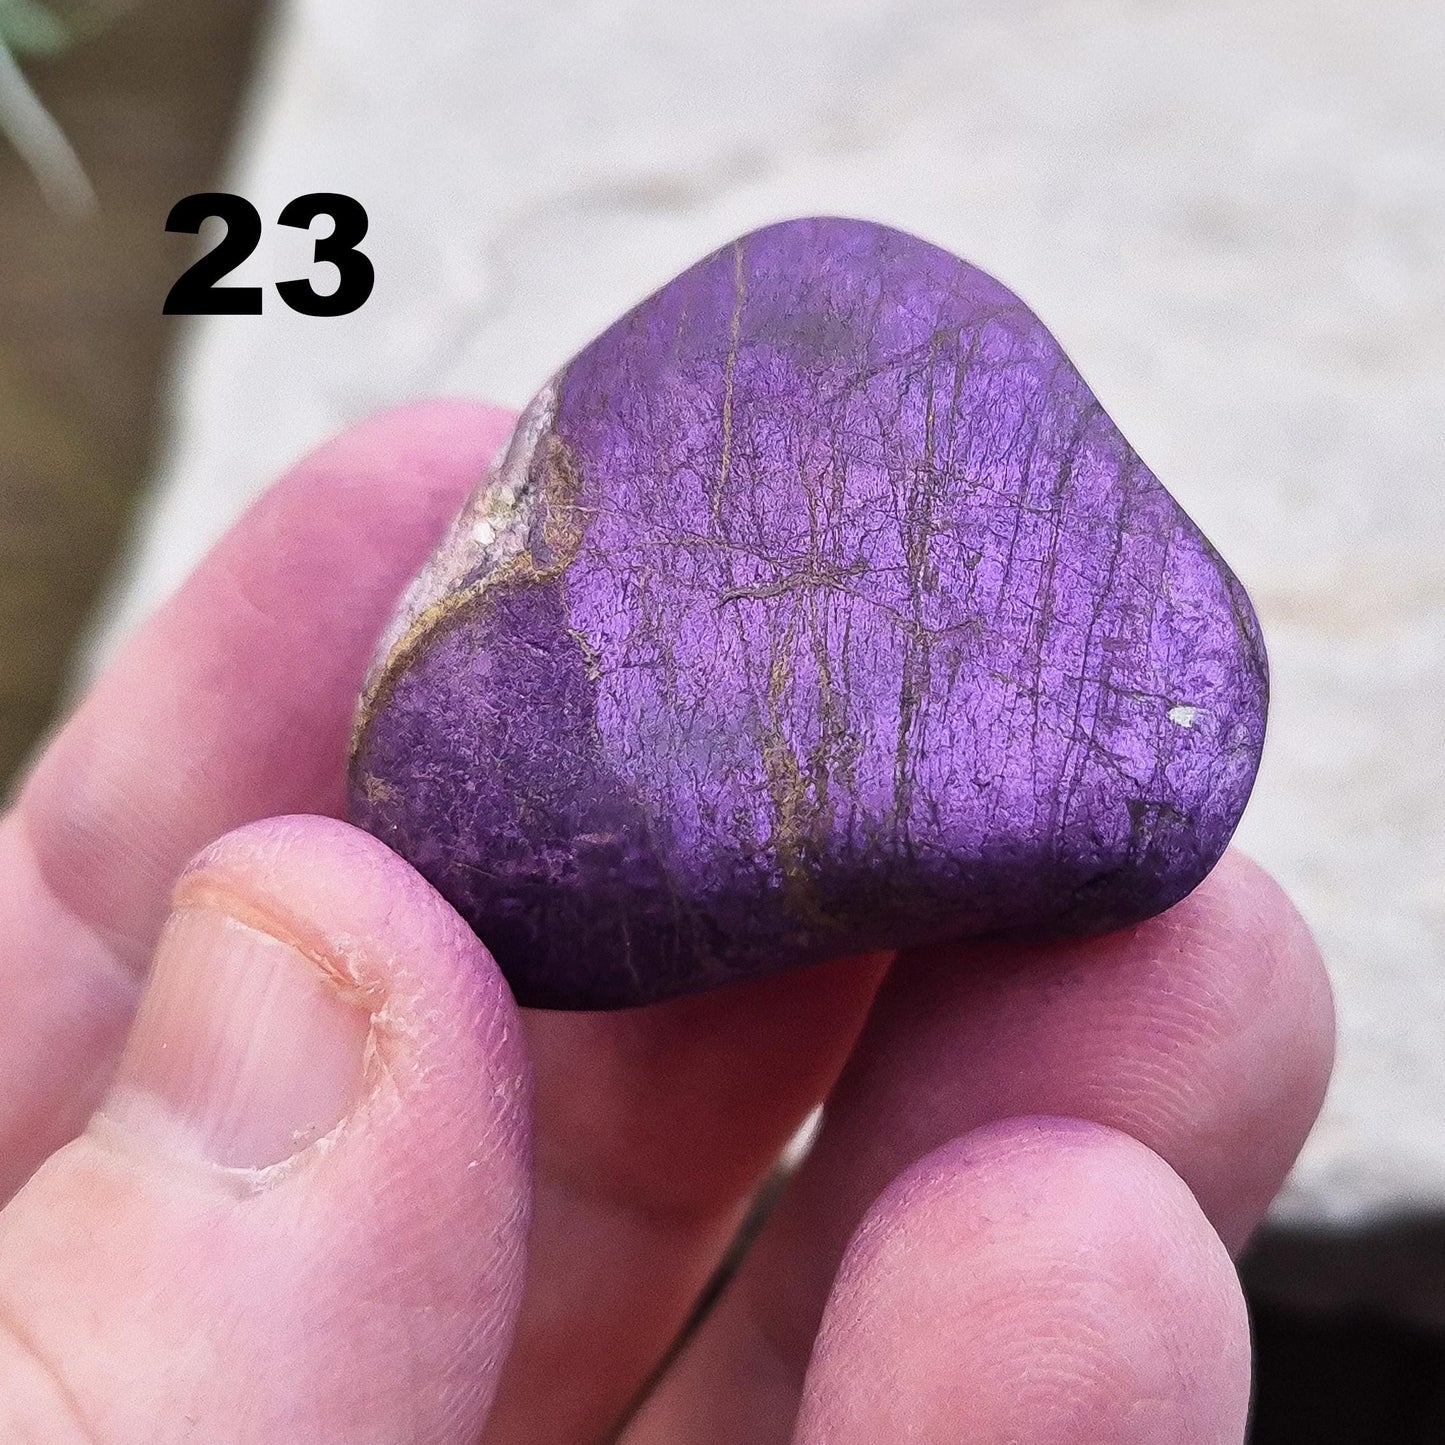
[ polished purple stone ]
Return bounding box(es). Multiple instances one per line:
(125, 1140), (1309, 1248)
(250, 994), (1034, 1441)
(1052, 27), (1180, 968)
(349, 217), (1267, 1009)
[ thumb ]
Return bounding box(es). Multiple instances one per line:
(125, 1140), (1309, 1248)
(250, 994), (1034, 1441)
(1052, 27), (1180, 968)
(0, 816), (531, 1445)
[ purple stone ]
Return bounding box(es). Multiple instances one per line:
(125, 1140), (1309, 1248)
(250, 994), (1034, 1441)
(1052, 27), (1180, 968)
(349, 218), (1267, 1009)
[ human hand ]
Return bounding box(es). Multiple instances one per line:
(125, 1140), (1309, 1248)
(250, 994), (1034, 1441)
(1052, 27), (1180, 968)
(0, 404), (1334, 1443)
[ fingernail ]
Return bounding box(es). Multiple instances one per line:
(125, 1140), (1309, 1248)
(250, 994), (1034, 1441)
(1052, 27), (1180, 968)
(103, 903), (372, 1169)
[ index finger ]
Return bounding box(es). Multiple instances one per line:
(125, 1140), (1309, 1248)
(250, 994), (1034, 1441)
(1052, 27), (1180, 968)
(0, 400), (516, 1195)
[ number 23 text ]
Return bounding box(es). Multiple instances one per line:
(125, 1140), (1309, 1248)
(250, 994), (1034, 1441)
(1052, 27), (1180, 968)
(163, 192), (374, 317)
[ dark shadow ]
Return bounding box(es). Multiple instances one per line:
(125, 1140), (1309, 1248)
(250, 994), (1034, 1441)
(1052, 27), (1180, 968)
(1246, 1217), (1445, 1443)
(0, 0), (271, 786)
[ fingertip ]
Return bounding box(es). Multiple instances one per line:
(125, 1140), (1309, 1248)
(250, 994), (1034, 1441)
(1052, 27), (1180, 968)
(351, 398), (519, 451)
(876, 846), (1334, 1252)
(1159, 848), (1324, 983)
(18, 401), (522, 966)
(177, 814), (530, 1128)
(1187, 849), (1336, 1053)
(182, 811), (492, 976)
(259, 399), (519, 522)
(1142, 846), (1337, 1077)
(844, 1115), (1227, 1275)
(1131, 849), (1336, 1244)
(798, 1118), (1250, 1445)
(0, 813), (531, 1443)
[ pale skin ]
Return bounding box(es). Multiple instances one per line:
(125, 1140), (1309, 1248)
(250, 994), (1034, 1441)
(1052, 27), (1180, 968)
(0, 403), (1335, 1443)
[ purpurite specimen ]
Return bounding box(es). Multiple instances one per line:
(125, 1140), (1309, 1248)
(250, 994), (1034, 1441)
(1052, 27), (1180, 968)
(350, 217), (1268, 1009)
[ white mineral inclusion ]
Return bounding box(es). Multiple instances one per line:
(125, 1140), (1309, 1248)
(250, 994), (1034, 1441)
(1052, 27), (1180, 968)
(1168, 704), (1201, 728)
(359, 381), (559, 702)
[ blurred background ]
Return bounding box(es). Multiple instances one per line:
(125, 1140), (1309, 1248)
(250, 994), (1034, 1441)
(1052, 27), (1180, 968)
(2, 1), (1442, 1437)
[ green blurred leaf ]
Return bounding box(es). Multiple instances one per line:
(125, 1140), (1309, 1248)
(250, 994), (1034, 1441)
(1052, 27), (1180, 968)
(0, 4), (94, 211)
(0, 0), (72, 57)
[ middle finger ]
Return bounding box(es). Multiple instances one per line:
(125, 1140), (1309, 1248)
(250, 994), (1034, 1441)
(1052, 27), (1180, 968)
(627, 850), (1333, 1444)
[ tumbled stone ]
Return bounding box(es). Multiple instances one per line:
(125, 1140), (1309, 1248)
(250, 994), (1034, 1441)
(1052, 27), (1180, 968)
(349, 217), (1267, 1008)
